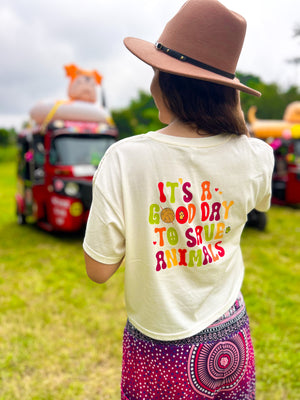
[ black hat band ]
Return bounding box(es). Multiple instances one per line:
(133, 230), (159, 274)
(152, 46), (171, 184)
(155, 42), (235, 80)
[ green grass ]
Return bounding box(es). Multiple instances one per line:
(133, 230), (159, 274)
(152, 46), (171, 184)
(241, 209), (300, 399)
(0, 145), (17, 163)
(0, 161), (299, 399)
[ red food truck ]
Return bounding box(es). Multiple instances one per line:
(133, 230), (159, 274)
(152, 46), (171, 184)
(248, 101), (300, 207)
(16, 119), (118, 232)
(16, 64), (119, 232)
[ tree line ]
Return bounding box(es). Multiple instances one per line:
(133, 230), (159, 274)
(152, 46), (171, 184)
(0, 128), (16, 147)
(112, 72), (300, 140)
(0, 72), (299, 144)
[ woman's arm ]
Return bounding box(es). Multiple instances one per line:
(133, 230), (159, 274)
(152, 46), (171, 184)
(84, 251), (124, 284)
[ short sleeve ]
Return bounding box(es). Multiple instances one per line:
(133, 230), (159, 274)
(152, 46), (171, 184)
(83, 149), (125, 264)
(254, 143), (275, 212)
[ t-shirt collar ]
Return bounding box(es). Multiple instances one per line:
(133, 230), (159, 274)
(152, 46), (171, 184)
(147, 131), (234, 148)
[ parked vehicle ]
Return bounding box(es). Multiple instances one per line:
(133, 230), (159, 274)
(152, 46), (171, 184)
(16, 119), (117, 232)
(248, 101), (300, 207)
(246, 209), (267, 231)
(16, 64), (119, 232)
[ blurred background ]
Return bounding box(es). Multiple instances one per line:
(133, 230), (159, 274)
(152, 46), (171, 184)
(1, 0), (300, 130)
(0, 1), (299, 399)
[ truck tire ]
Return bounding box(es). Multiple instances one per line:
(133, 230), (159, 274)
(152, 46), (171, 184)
(17, 207), (26, 225)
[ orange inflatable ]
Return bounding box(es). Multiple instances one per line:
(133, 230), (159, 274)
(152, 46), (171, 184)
(64, 64), (102, 103)
(248, 101), (300, 139)
(30, 64), (110, 125)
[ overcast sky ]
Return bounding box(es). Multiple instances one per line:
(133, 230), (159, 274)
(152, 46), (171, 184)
(1, 0), (300, 129)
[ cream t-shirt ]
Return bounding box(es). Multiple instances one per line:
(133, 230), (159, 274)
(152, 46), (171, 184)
(83, 131), (274, 340)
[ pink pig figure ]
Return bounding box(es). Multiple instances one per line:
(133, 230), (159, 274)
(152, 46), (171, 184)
(64, 64), (103, 103)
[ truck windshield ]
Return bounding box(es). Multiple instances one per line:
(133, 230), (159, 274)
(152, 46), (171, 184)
(50, 134), (116, 166)
(294, 139), (300, 157)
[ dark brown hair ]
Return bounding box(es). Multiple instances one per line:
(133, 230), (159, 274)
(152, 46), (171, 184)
(158, 71), (248, 136)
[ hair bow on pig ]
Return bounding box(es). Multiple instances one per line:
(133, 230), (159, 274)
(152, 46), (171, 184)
(64, 64), (102, 84)
(64, 64), (103, 102)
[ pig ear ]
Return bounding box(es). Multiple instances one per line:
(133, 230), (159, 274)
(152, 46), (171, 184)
(93, 71), (103, 85)
(64, 64), (78, 79)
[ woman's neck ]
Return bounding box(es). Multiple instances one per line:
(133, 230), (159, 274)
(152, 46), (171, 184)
(159, 119), (215, 138)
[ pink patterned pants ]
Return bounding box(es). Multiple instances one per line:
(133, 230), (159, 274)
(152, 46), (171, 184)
(121, 294), (255, 399)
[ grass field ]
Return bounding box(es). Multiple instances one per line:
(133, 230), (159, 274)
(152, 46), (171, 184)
(0, 159), (299, 400)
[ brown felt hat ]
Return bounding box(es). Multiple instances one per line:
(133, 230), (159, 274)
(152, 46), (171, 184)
(124, 0), (260, 97)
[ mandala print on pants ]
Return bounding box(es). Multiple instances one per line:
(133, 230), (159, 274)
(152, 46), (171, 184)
(188, 330), (248, 398)
(121, 294), (255, 400)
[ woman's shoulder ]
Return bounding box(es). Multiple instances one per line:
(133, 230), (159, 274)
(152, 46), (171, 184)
(97, 133), (154, 171)
(246, 136), (273, 151)
(235, 136), (275, 174)
(247, 137), (274, 165)
(231, 135), (273, 157)
(224, 135), (274, 177)
(106, 132), (152, 154)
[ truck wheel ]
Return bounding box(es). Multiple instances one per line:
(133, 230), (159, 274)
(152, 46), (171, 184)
(255, 211), (267, 231)
(246, 210), (267, 231)
(17, 208), (26, 225)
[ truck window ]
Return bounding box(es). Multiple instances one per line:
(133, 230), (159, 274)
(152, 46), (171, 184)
(50, 134), (115, 166)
